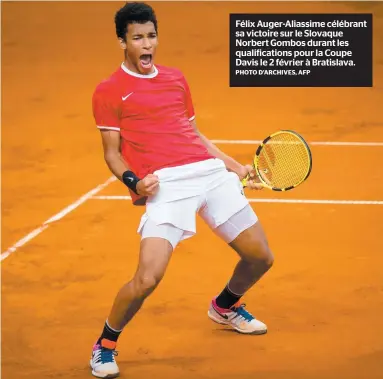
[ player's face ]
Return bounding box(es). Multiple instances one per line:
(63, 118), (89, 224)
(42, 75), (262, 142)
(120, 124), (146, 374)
(122, 22), (158, 75)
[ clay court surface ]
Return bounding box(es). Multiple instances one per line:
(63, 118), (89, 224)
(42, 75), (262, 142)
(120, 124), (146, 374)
(2, 1), (383, 378)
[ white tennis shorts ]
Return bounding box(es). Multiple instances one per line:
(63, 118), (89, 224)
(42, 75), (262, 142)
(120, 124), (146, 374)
(137, 158), (258, 249)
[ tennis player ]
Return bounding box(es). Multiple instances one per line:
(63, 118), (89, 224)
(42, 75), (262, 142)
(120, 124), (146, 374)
(90, 2), (274, 377)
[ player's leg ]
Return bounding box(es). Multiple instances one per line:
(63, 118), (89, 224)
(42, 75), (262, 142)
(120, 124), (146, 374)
(220, 212), (273, 298)
(106, 236), (175, 330)
(200, 171), (273, 334)
(206, 205), (273, 335)
(90, 220), (184, 378)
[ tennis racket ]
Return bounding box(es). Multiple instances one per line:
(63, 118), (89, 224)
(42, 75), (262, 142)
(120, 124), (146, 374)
(242, 130), (312, 191)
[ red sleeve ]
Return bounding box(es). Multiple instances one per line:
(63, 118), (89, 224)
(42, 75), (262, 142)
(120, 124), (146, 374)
(92, 82), (121, 131)
(181, 75), (196, 121)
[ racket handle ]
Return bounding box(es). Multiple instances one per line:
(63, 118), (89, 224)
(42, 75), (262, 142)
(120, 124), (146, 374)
(242, 174), (268, 190)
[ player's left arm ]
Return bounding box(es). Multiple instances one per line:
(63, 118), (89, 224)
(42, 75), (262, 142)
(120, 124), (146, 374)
(190, 120), (245, 177)
(182, 73), (261, 188)
(191, 120), (261, 189)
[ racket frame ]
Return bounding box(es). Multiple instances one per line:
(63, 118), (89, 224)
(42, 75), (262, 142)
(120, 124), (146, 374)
(243, 130), (313, 191)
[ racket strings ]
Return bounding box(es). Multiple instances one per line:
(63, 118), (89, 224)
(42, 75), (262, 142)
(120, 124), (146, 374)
(257, 134), (310, 189)
(263, 144), (307, 186)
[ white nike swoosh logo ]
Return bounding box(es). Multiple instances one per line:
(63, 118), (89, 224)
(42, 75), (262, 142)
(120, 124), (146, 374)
(122, 92), (133, 101)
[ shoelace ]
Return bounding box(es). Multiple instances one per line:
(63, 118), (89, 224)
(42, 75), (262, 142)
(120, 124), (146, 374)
(99, 348), (118, 363)
(232, 304), (254, 322)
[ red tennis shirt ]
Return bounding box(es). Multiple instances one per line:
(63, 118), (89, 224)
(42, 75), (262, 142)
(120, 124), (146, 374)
(92, 63), (214, 205)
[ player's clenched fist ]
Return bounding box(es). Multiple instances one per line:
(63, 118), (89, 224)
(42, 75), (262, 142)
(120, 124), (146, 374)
(136, 174), (160, 196)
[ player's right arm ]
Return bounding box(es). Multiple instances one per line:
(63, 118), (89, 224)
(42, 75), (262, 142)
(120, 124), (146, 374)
(100, 129), (129, 180)
(100, 130), (158, 196)
(93, 82), (158, 196)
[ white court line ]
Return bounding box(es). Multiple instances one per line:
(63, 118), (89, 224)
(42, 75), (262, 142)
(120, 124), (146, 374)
(211, 140), (383, 147)
(91, 195), (383, 205)
(1, 176), (117, 262)
(2, 139), (382, 262)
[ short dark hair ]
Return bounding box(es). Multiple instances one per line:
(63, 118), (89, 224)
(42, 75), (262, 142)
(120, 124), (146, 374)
(115, 2), (158, 40)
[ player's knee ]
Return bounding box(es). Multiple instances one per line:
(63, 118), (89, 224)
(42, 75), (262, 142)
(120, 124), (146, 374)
(254, 246), (274, 272)
(134, 273), (162, 297)
(247, 240), (274, 269)
(259, 243), (274, 270)
(263, 247), (274, 270)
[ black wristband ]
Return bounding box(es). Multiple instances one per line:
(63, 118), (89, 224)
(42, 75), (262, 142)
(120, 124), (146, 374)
(122, 170), (141, 195)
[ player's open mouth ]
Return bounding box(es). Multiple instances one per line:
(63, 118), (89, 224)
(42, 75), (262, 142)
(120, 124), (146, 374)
(139, 54), (152, 69)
